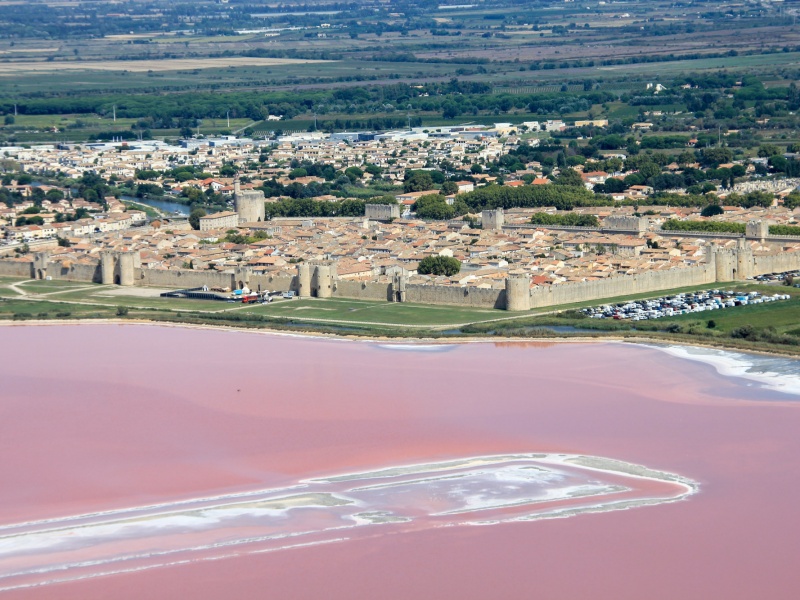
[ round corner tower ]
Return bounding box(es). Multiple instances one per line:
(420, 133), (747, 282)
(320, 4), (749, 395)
(100, 251), (116, 284)
(505, 275), (531, 311)
(297, 263), (312, 297)
(314, 264), (335, 298)
(118, 251), (136, 286)
(233, 178), (266, 224)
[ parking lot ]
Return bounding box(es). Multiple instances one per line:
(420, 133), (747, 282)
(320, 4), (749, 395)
(753, 270), (800, 284)
(581, 289), (791, 321)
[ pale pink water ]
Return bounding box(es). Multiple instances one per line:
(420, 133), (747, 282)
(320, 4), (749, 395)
(1, 325), (799, 599)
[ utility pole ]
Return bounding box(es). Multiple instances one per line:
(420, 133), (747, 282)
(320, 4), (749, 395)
(227, 110), (230, 129)
(113, 105), (116, 122)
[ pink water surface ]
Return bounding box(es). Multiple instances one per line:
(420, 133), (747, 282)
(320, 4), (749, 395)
(1, 324), (799, 600)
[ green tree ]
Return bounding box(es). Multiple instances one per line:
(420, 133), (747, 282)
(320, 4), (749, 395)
(441, 181), (458, 195)
(638, 162), (661, 179)
(414, 194), (455, 220)
(404, 171), (434, 192)
(783, 191), (800, 210)
(757, 144), (781, 158)
(553, 168), (584, 187)
(530, 212), (599, 227)
(344, 166), (363, 182)
(417, 255), (461, 276)
(700, 147), (733, 167)
(700, 204), (724, 217)
(45, 189), (64, 201)
(189, 208), (207, 230)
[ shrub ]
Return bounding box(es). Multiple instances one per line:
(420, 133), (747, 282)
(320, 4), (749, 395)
(730, 324), (755, 339)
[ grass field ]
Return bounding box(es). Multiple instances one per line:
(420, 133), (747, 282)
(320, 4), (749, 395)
(0, 278), (798, 355)
(657, 284), (800, 335)
(236, 297), (503, 327)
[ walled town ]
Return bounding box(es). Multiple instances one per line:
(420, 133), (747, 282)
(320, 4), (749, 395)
(2, 123), (800, 310)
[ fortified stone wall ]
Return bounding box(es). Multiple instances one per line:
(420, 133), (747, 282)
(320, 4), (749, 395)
(137, 268), (232, 290)
(0, 254), (102, 282)
(0, 259), (37, 278)
(405, 284), (505, 309)
(260, 272), (296, 293)
(753, 251), (800, 276)
(529, 264), (716, 309)
(44, 261), (102, 283)
(334, 280), (391, 301)
(136, 268), (296, 292)
(2, 244), (800, 312)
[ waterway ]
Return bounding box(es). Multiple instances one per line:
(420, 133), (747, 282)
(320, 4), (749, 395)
(0, 326), (798, 599)
(121, 195), (190, 216)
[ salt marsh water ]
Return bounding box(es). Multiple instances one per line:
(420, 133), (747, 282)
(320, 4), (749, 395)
(0, 325), (799, 599)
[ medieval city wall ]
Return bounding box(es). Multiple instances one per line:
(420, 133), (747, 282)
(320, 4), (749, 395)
(752, 251), (800, 276)
(2, 245), (800, 312)
(44, 261), (102, 283)
(0, 260), (35, 278)
(137, 268), (232, 289)
(405, 284), (505, 309)
(136, 267), (298, 293)
(257, 272), (296, 292)
(529, 264), (716, 309)
(334, 280), (392, 301)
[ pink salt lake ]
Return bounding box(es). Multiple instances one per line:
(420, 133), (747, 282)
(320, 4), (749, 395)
(1, 324), (799, 599)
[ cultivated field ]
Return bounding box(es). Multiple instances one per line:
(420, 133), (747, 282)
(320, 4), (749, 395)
(0, 57), (330, 76)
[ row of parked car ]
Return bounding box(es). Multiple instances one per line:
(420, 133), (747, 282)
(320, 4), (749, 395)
(753, 270), (800, 285)
(581, 289), (791, 321)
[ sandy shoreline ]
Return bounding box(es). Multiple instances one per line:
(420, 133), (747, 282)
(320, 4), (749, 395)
(1, 317), (799, 361)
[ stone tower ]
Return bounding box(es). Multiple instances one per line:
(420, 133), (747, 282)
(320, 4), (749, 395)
(313, 263), (336, 298)
(712, 245), (735, 282)
(736, 238), (753, 281)
(99, 250), (138, 286)
(233, 264), (252, 290)
(32, 252), (50, 280)
(746, 219), (769, 244)
(365, 203), (400, 221)
(482, 208), (505, 231)
(118, 251), (136, 286)
(233, 177), (266, 224)
(296, 263), (312, 297)
(505, 275), (531, 311)
(391, 270), (408, 302)
(100, 251), (116, 284)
